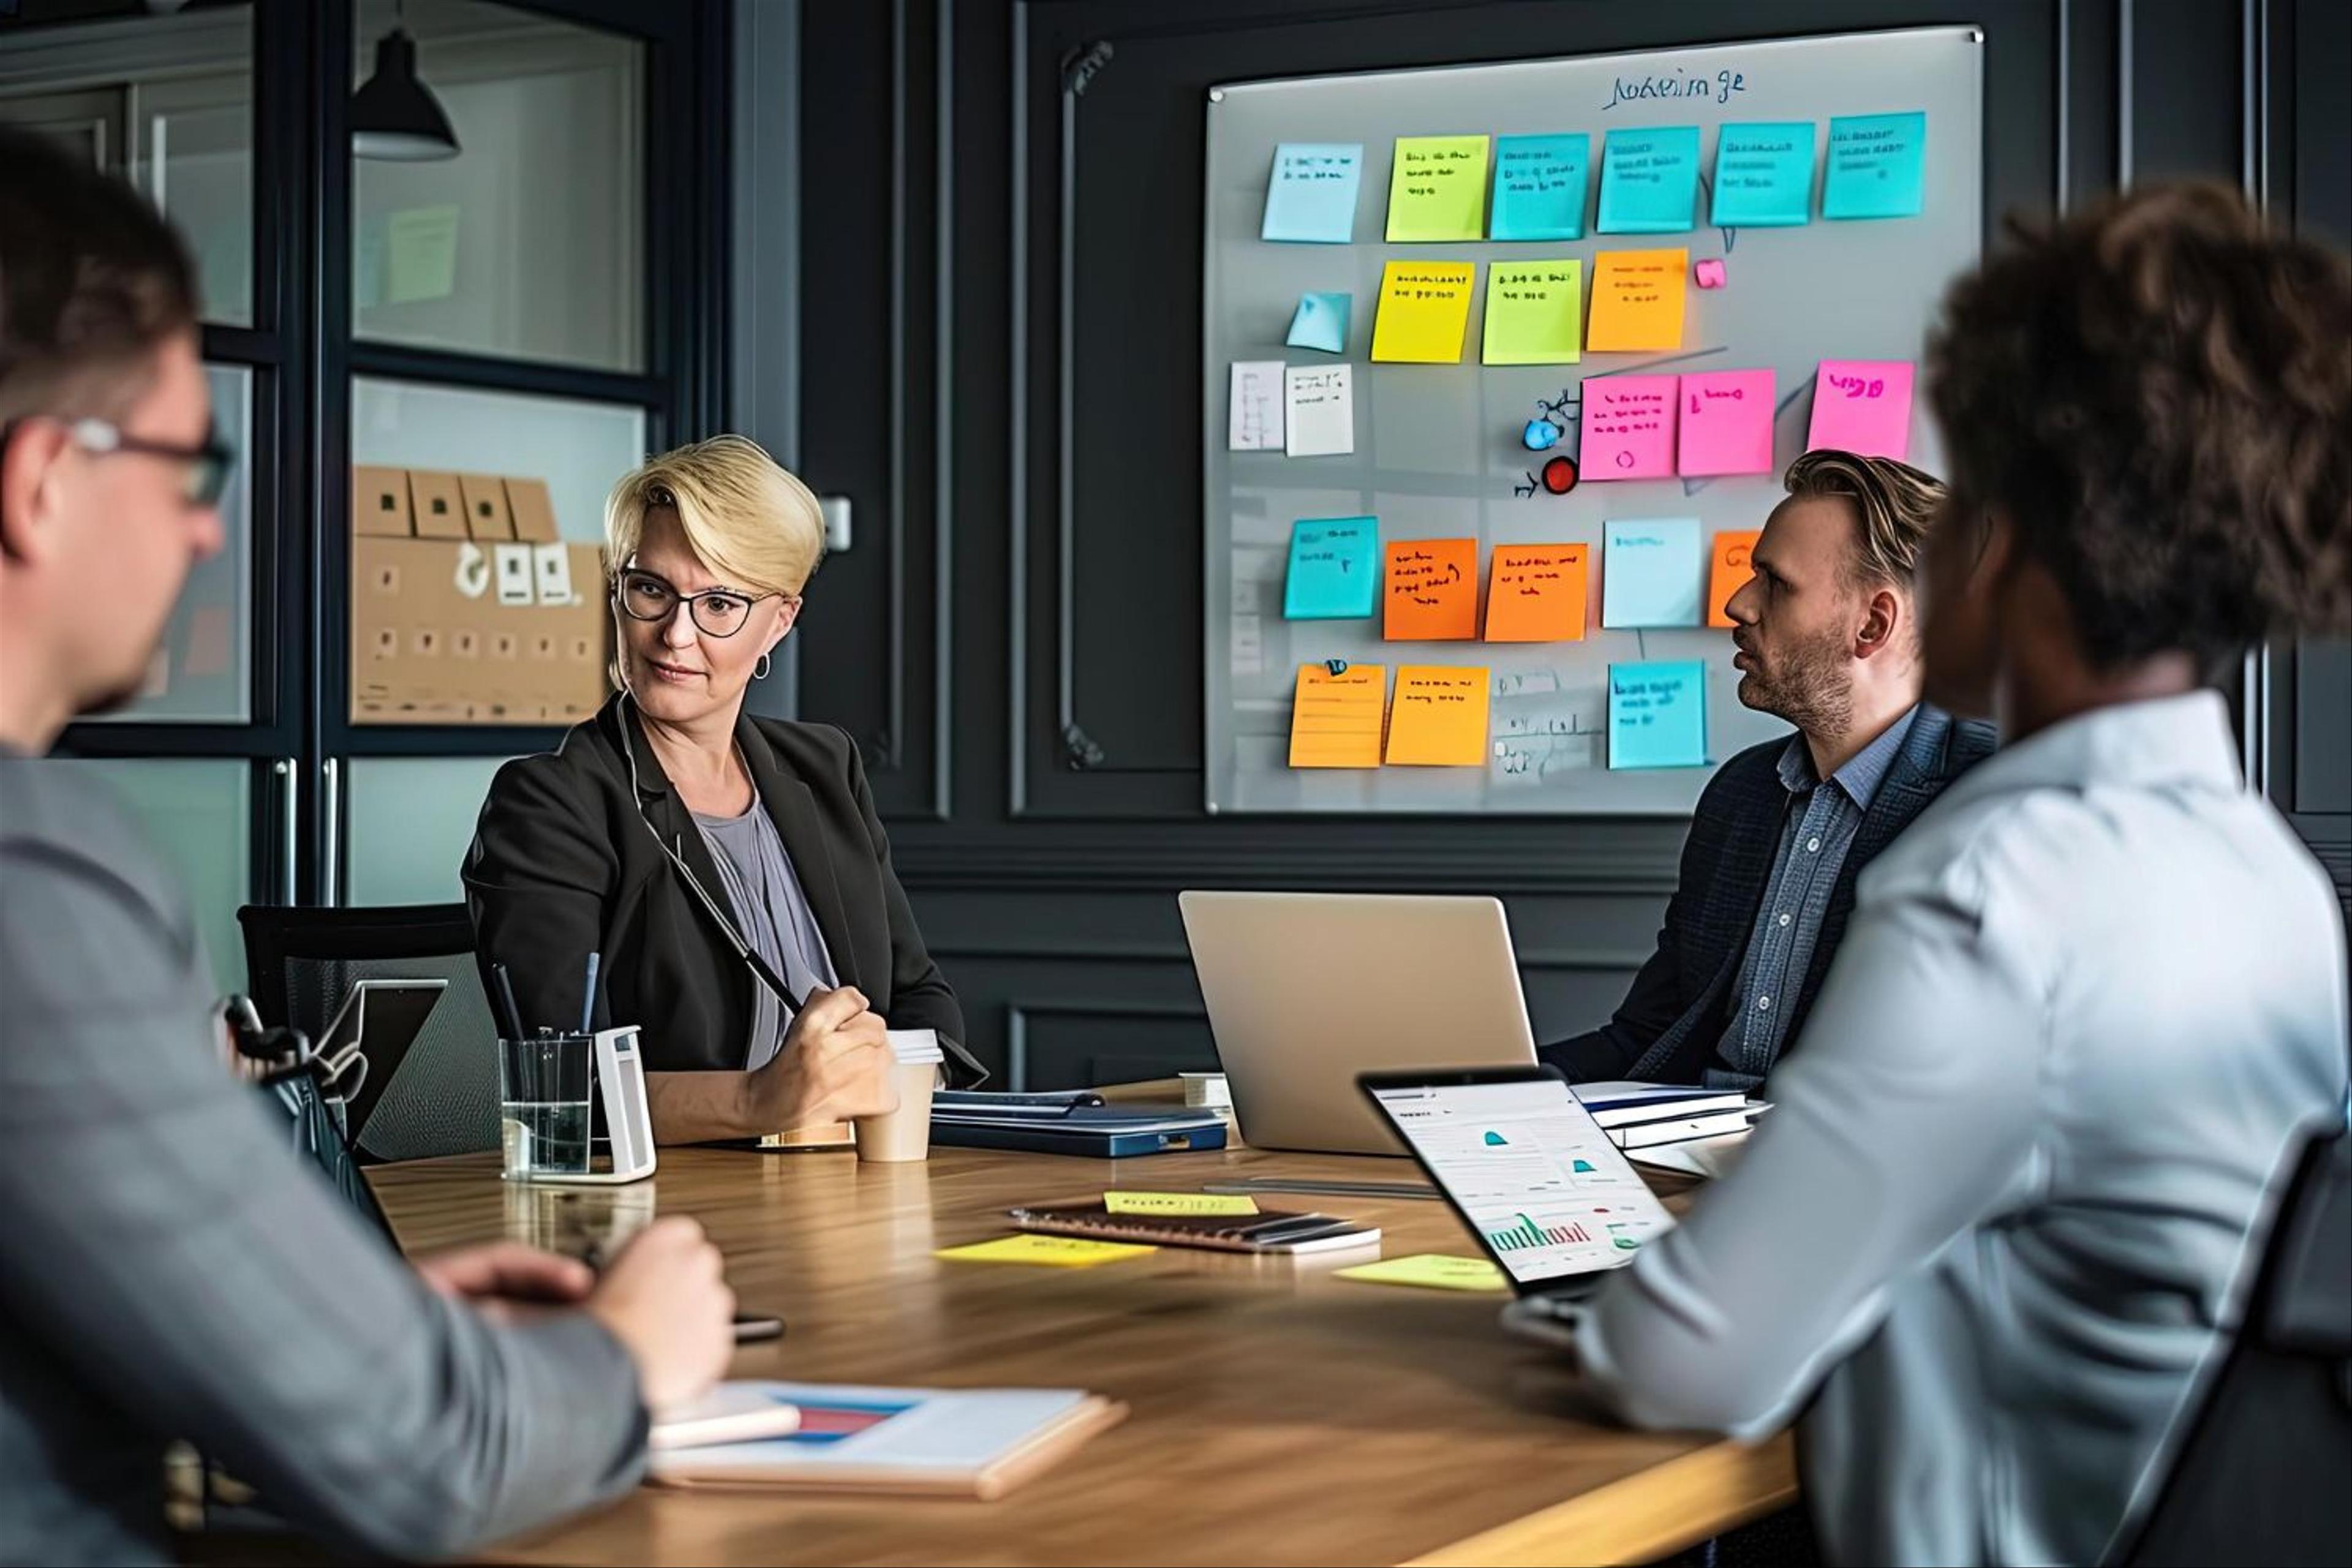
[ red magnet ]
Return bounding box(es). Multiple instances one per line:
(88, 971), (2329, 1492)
(1541, 456), (1578, 495)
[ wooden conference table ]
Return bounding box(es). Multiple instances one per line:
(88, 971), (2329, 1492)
(369, 1095), (1795, 1567)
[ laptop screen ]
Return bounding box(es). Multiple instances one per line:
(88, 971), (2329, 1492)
(1366, 1073), (1677, 1288)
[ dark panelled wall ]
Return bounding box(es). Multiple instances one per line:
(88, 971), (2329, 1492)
(770, 0), (2352, 1088)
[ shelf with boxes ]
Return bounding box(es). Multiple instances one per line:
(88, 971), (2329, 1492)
(349, 466), (611, 726)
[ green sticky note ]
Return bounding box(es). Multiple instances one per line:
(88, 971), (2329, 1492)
(1385, 135), (1490, 241)
(1481, 258), (1583, 366)
(1104, 1191), (1260, 1216)
(936, 1235), (1156, 1267)
(1335, 1254), (1510, 1293)
(1822, 111), (1928, 220)
(385, 205), (460, 304)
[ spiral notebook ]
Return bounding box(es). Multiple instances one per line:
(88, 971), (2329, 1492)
(1005, 1199), (1381, 1255)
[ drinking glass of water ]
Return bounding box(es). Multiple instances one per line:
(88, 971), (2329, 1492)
(499, 1031), (594, 1180)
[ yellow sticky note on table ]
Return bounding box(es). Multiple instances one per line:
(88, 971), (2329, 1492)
(1371, 261), (1477, 364)
(1586, 247), (1687, 352)
(1289, 663), (1387, 769)
(1481, 259), (1583, 365)
(1384, 666), (1491, 766)
(937, 1235), (1156, 1267)
(1385, 135), (1490, 241)
(1104, 1192), (1261, 1217)
(1335, 1254), (1510, 1293)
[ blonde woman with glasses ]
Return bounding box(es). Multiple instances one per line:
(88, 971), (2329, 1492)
(465, 435), (982, 1146)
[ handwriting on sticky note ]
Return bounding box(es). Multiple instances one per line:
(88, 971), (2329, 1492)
(936, 1235), (1157, 1267)
(1602, 518), (1705, 628)
(1484, 545), (1589, 643)
(1229, 361), (1284, 451)
(1481, 259), (1583, 366)
(1284, 516), (1380, 619)
(1370, 261), (1477, 364)
(1708, 530), (1762, 628)
(1384, 539), (1479, 640)
(1385, 135), (1490, 241)
(1806, 359), (1915, 461)
(1490, 132), (1590, 241)
(1582, 374), (1679, 480)
(1285, 364), (1355, 457)
(1677, 368), (1776, 477)
(1334, 1254), (1510, 1292)
(1104, 1192), (1261, 1217)
(1709, 121), (1817, 228)
(1289, 663), (1387, 769)
(1384, 666), (1491, 766)
(1609, 659), (1709, 770)
(1261, 143), (1364, 243)
(1823, 111), (1928, 221)
(1585, 249), (1687, 352)
(1597, 126), (1701, 235)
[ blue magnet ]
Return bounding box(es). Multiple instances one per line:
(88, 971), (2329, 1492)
(1522, 418), (1561, 451)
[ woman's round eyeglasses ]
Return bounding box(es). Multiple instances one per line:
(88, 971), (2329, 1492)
(613, 568), (785, 638)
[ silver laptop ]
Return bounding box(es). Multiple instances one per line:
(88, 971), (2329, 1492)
(1177, 891), (1539, 1155)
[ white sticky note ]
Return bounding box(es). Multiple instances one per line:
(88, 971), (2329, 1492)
(1284, 364), (1354, 458)
(492, 543), (537, 606)
(1229, 361), (1286, 451)
(532, 543), (575, 606)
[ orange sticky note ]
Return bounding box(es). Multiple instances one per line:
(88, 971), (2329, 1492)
(1707, 531), (1761, 628)
(1385, 666), (1491, 766)
(1586, 248), (1687, 352)
(1384, 538), (1479, 640)
(1289, 663), (1387, 768)
(1484, 545), (1590, 642)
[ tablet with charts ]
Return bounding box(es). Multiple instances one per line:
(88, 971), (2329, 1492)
(1360, 1066), (1676, 1297)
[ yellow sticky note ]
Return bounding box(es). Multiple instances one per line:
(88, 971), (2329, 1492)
(1371, 261), (1477, 364)
(1385, 135), (1491, 241)
(1104, 1192), (1261, 1217)
(1335, 1254), (1511, 1293)
(1586, 247), (1687, 352)
(1289, 663), (1387, 769)
(1384, 666), (1491, 767)
(1481, 259), (1583, 365)
(936, 1235), (1156, 1267)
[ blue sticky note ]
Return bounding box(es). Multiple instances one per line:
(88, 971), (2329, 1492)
(1822, 111), (1927, 220)
(1710, 121), (1816, 227)
(1286, 292), (1352, 354)
(1490, 132), (1591, 241)
(1602, 518), (1705, 628)
(1597, 126), (1700, 234)
(1284, 516), (1380, 619)
(1262, 143), (1365, 243)
(1609, 660), (1709, 769)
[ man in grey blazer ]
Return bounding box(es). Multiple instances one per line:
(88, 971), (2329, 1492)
(0, 128), (736, 1564)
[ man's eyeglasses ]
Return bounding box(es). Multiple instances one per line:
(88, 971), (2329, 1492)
(614, 567), (786, 638)
(0, 416), (237, 509)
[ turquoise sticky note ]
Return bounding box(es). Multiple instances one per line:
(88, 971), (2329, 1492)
(1286, 292), (1352, 355)
(1822, 111), (1927, 220)
(1490, 132), (1590, 241)
(1602, 518), (1705, 628)
(1284, 516), (1380, 619)
(1710, 122), (1816, 227)
(1597, 126), (1700, 234)
(1609, 660), (1709, 769)
(1262, 143), (1365, 243)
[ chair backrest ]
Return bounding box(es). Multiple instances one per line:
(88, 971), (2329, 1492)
(2113, 1120), (2352, 1566)
(238, 903), (499, 1164)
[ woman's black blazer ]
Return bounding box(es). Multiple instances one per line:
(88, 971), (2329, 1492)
(464, 694), (981, 1084)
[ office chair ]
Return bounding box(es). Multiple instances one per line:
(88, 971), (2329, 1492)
(2111, 1121), (2351, 1566)
(238, 902), (500, 1164)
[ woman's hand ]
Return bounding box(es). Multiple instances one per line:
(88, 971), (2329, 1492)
(746, 986), (898, 1129)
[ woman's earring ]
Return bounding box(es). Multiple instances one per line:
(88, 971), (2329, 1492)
(754, 652), (772, 681)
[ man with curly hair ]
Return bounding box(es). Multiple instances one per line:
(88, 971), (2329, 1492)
(1528, 183), (2351, 1567)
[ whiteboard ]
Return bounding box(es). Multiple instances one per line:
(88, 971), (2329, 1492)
(1202, 26), (1982, 814)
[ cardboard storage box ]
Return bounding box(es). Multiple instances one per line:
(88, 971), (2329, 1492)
(351, 534), (608, 726)
(353, 466), (414, 537)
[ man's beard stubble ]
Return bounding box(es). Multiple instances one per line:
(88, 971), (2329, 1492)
(1739, 623), (1854, 739)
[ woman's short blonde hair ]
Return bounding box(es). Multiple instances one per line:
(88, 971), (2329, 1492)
(605, 434), (825, 598)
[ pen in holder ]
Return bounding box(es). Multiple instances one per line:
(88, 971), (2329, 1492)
(492, 955), (656, 1185)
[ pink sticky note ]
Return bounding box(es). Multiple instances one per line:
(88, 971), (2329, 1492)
(1678, 368), (1777, 477)
(1581, 374), (1679, 480)
(1807, 359), (1915, 461)
(1694, 258), (1727, 289)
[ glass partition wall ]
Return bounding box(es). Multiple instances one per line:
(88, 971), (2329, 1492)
(6, 1), (725, 986)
